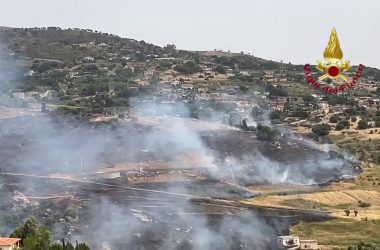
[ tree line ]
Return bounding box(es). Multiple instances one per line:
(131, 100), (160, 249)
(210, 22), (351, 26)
(9, 218), (90, 250)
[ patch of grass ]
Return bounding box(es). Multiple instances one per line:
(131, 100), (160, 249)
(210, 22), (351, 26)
(280, 198), (329, 211)
(290, 219), (380, 247)
(334, 203), (356, 210)
(354, 165), (380, 192)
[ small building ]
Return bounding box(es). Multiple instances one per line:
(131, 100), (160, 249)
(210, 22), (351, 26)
(171, 80), (181, 86)
(286, 97), (303, 105)
(277, 236), (300, 249)
(181, 83), (194, 90)
(265, 70), (275, 78)
(0, 237), (22, 250)
(272, 101), (286, 112)
(83, 56), (95, 62)
(299, 239), (318, 250)
(23, 70), (35, 77)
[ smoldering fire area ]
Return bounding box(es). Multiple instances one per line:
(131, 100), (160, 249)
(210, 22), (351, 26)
(0, 100), (358, 249)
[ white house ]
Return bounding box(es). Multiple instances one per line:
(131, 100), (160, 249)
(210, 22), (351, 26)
(181, 83), (194, 90)
(0, 237), (22, 250)
(23, 70), (35, 77)
(171, 80), (181, 86)
(240, 71), (250, 76)
(277, 235), (300, 249)
(83, 56), (95, 62)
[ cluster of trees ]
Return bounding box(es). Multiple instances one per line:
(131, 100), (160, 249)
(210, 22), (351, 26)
(267, 84), (288, 96)
(322, 95), (356, 106)
(312, 123), (331, 137)
(10, 218), (90, 250)
(174, 61), (201, 74)
(358, 120), (369, 130)
(348, 241), (378, 250)
(336, 120), (350, 130)
(344, 210), (358, 216)
(214, 56), (239, 69)
(256, 125), (281, 142)
(214, 65), (226, 74)
(329, 116), (351, 130)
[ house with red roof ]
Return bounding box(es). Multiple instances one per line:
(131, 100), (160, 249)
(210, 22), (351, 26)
(0, 237), (21, 250)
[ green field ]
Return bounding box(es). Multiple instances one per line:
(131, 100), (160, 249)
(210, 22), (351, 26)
(291, 219), (380, 248)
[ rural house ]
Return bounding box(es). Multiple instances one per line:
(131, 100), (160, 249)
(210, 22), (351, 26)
(0, 237), (22, 250)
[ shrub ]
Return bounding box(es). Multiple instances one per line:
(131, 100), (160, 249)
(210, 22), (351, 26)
(214, 65), (227, 74)
(359, 202), (371, 208)
(175, 61), (201, 74)
(329, 115), (340, 123)
(312, 123), (331, 136)
(358, 120), (369, 130)
(336, 123), (345, 131)
(256, 125), (281, 142)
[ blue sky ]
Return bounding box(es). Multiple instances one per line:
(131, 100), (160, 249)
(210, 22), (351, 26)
(1, 0), (379, 68)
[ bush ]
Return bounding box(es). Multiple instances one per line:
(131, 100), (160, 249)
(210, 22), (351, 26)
(329, 115), (340, 123)
(312, 123), (331, 136)
(358, 120), (369, 130)
(344, 209), (350, 216)
(256, 125), (280, 142)
(351, 116), (357, 122)
(375, 117), (380, 127)
(336, 123), (345, 131)
(175, 61), (201, 74)
(214, 65), (226, 74)
(349, 241), (378, 250)
(359, 202), (371, 208)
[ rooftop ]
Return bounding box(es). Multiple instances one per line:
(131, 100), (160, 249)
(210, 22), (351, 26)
(0, 237), (22, 246)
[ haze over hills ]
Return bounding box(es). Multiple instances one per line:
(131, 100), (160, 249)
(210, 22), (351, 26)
(1, 27), (380, 113)
(0, 27), (380, 249)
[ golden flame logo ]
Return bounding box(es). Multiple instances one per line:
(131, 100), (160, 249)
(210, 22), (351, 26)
(304, 28), (364, 94)
(323, 28), (343, 62)
(316, 28), (350, 81)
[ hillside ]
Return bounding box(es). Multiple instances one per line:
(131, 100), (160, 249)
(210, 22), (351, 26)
(2, 27), (380, 249)
(1, 27), (380, 117)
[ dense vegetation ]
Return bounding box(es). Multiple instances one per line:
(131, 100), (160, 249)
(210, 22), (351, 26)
(10, 218), (90, 250)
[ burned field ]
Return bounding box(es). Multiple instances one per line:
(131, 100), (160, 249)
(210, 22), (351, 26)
(0, 113), (356, 249)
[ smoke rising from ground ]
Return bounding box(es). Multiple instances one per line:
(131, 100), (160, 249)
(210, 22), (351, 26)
(0, 62), (353, 248)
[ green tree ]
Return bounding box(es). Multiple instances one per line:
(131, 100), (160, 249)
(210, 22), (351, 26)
(256, 125), (281, 142)
(358, 120), (369, 130)
(302, 95), (316, 104)
(336, 120), (350, 130)
(336, 123), (345, 131)
(11, 218), (51, 250)
(75, 242), (90, 250)
(214, 65), (226, 74)
(312, 124), (331, 137)
(348, 241), (378, 250)
(374, 117), (380, 127)
(329, 115), (340, 123)
(174, 61), (201, 74)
